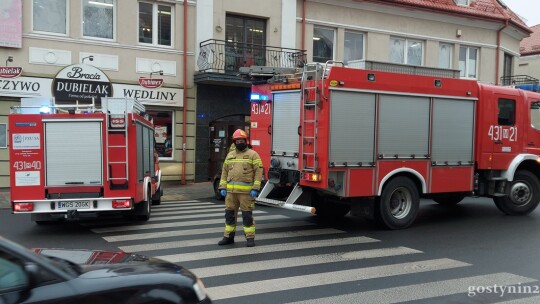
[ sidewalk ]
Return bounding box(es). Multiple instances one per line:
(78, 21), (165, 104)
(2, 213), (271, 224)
(0, 181), (215, 210)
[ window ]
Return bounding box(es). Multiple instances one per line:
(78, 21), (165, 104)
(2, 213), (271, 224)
(0, 124), (6, 148)
(138, 2), (172, 46)
(83, 0), (115, 39)
(313, 27), (334, 63)
(455, 0), (470, 6)
(148, 110), (173, 158)
(531, 102), (540, 131)
(225, 15), (266, 71)
(344, 32), (364, 65)
(390, 38), (423, 66)
(459, 46), (478, 79)
(498, 99), (515, 126)
(439, 43), (453, 69)
(503, 53), (513, 84)
(32, 0), (67, 34)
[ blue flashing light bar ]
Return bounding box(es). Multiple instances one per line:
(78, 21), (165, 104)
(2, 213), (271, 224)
(250, 93), (269, 101)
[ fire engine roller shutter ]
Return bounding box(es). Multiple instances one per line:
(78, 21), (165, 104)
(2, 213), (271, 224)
(329, 90), (376, 165)
(378, 95), (430, 158)
(272, 91), (301, 155)
(45, 120), (103, 186)
(432, 98), (474, 165)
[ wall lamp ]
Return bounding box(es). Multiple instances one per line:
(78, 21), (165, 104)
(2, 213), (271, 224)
(150, 70), (164, 78)
(5, 56), (13, 66)
(82, 55), (94, 63)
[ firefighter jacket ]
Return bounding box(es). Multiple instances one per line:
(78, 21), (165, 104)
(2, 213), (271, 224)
(219, 147), (263, 194)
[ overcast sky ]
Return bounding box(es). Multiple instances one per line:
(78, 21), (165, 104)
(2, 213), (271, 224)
(501, 0), (540, 27)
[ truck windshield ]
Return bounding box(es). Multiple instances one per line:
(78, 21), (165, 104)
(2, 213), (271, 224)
(531, 102), (540, 130)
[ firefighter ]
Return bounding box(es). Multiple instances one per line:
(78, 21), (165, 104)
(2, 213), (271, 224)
(218, 129), (263, 247)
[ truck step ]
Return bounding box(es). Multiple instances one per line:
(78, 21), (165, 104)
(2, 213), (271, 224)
(256, 197), (315, 214)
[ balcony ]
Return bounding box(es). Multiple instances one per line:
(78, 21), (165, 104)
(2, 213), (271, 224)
(195, 39), (306, 85)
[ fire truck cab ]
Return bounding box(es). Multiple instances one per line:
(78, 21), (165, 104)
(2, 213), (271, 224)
(248, 61), (540, 229)
(9, 98), (162, 224)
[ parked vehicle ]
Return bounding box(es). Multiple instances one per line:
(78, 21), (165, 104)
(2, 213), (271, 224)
(0, 236), (211, 304)
(246, 61), (540, 229)
(8, 98), (163, 224)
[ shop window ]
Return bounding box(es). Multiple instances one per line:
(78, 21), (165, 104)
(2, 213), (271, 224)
(82, 0), (115, 40)
(138, 2), (172, 46)
(147, 110), (173, 158)
(0, 124), (6, 148)
(32, 0), (67, 35)
(313, 27), (334, 63)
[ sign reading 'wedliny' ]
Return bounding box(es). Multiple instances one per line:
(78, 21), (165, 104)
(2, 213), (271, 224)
(53, 64), (112, 102)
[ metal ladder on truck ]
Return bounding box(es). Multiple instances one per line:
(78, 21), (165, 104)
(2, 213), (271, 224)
(103, 97), (145, 189)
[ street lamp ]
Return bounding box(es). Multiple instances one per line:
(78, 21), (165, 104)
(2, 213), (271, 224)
(82, 55), (94, 63)
(5, 56), (13, 66)
(150, 70), (164, 78)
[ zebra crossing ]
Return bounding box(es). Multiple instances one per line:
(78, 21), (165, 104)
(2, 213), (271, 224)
(88, 200), (539, 303)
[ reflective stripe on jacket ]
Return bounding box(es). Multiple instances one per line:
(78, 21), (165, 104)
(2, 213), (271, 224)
(218, 148), (263, 194)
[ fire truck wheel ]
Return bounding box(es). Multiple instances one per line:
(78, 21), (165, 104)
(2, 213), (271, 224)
(152, 187), (162, 205)
(136, 187), (152, 221)
(493, 170), (540, 215)
(375, 176), (420, 230)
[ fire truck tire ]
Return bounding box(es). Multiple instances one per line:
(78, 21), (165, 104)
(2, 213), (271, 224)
(152, 187), (162, 205)
(493, 170), (540, 215)
(432, 194), (465, 206)
(375, 177), (419, 230)
(136, 187), (152, 221)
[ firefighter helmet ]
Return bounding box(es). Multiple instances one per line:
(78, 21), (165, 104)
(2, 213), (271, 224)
(232, 129), (248, 140)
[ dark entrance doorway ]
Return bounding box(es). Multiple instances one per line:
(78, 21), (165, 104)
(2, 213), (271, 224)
(208, 115), (250, 180)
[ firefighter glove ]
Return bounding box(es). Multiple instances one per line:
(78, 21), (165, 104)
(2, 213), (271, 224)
(220, 189), (227, 197)
(250, 190), (258, 198)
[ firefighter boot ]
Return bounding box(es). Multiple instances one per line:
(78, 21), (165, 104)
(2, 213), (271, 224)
(246, 238), (255, 247)
(218, 233), (235, 245)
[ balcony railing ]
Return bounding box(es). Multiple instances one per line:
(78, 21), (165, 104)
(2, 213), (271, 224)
(197, 39), (306, 74)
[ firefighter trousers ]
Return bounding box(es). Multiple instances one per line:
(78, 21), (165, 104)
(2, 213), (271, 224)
(223, 192), (255, 239)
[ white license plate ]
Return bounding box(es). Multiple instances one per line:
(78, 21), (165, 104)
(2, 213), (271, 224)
(57, 201), (91, 210)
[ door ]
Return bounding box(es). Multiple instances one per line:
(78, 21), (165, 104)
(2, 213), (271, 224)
(526, 99), (540, 156)
(490, 96), (521, 169)
(208, 117), (249, 180)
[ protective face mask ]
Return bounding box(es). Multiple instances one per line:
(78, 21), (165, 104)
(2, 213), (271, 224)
(236, 142), (247, 151)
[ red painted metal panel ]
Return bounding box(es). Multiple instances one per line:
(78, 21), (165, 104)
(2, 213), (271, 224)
(376, 160), (429, 193)
(250, 84), (273, 178)
(429, 166), (474, 193)
(348, 168), (376, 197)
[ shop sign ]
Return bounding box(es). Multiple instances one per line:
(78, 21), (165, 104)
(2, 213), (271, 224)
(0, 67), (22, 78)
(0, 76), (51, 98)
(53, 64), (112, 102)
(138, 77), (164, 89)
(113, 84), (183, 107)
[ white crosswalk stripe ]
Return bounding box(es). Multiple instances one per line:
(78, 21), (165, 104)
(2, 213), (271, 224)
(191, 246), (421, 278)
(156, 236), (379, 263)
(148, 210), (266, 222)
(206, 258), (470, 300)
(90, 199), (539, 303)
(152, 206), (224, 215)
(102, 220), (317, 242)
(118, 228), (346, 252)
(91, 214), (287, 233)
(287, 273), (537, 304)
(495, 295), (540, 304)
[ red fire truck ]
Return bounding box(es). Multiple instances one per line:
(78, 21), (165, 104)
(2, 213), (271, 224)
(9, 98), (162, 224)
(247, 61), (540, 229)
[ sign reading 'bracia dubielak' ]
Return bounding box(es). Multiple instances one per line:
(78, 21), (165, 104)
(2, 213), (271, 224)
(53, 64), (112, 102)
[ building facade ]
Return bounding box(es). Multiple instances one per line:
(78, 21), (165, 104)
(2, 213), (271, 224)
(0, 0), (532, 188)
(516, 24), (540, 83)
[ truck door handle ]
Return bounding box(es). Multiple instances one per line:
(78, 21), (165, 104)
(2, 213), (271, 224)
(528, 142), (535, 146)
(268, 125), (272, 135)
(298, 126), (302, 135)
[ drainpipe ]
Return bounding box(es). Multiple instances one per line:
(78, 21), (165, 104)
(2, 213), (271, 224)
(181, 0), (188, 185)
(495, 19), (509, 86)
(301, 0), (306, 51)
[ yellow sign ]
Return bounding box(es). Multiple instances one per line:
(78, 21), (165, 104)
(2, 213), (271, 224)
(329, 80), (338, 87)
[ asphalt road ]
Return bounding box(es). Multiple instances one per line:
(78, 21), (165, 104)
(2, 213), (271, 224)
(2, 196), (540, 303)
